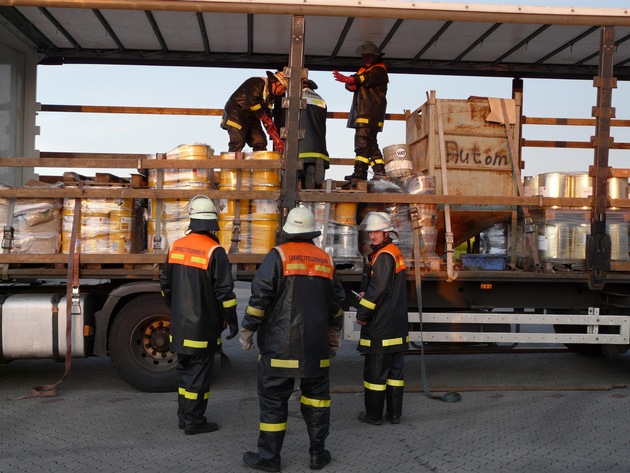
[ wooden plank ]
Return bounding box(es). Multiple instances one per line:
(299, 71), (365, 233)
(523, 116), (630, 127)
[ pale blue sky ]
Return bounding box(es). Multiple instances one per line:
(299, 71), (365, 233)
(35, 0), (629, 180)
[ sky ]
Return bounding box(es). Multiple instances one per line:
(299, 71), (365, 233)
(34, 0), (629, 181)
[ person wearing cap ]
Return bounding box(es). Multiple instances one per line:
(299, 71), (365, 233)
(333, 41), (389, 184)
(355, 211), (408, 426)
(159, 195), (239, 435)
(221, 70), (288, 153)
(240, 207), (346, 472)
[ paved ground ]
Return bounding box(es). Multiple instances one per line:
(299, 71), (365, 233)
(3, 283), (630, 472)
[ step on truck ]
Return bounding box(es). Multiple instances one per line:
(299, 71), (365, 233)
(2, 1), (630, 392)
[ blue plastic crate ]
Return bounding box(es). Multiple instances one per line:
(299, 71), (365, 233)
(460, 254), (507, 271)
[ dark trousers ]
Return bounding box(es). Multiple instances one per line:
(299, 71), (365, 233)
(225, 109), (268, 152)
(363, 351), (404, 420)
(176, 353), (214, 428)
(354, 127), (384, 167)
(257, 369), (331, 465)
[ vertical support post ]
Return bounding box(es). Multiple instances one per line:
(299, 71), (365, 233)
(280, 14), (306, 217)
(587, 26), (616, 289)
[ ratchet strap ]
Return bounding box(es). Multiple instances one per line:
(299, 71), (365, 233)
(412, 218), (461, 404)
(10, 185), (83, 400)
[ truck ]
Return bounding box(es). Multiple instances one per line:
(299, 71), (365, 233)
(2, 0), (630, 392)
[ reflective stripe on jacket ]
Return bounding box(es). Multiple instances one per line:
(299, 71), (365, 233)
(160, 232), (236, 355)
(356, 241), (409, 354)
(346, 61), (388, 131)
(243, 240), (345, 377)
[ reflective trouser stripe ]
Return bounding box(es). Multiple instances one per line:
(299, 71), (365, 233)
(387, 378), (404, 387)
(364, 380), (387, 391)
(226, 119), (242, 130)
(178, 387), (210, 400)
(300, 396), (331, 408)
(355, 155), (370, 164)
(260, 422), (287, 432)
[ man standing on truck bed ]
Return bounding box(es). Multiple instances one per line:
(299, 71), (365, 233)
(355, 211), (408, 425)
(239, 207), (346, 472)
(333, 41), (389, 185)
(160, 195), (239, 435)
(221, 70), (288, 153)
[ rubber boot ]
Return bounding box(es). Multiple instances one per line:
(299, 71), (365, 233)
(385, 384), (403, 424)
(344, 161), (369, 181)
(371, 162), (386, 179)
(314, 158), (326, 188)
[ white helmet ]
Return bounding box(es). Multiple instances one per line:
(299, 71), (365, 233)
(283, 207), (318, 235)
(188, 195), (218, 220)
(360, 212), (394, 232)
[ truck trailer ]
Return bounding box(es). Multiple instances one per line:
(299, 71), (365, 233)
(2, 0), (630, 392)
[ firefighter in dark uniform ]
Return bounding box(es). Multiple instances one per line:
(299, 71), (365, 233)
(298, 78), (329, 189)
(355, 211), (408, 425)
(333, 41), (389, 183)
(221, 70), (288, 153)
(240, 207), (346, 472)
(159, 195), (238, 435)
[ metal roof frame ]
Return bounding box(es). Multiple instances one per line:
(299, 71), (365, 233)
(1, 0), (630, 79)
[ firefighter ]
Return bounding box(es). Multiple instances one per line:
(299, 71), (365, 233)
(159, 195), (238, 435)
(333, 41), (389, 184)
(298, 78), (329, 189)
(221, 70), (288, 153)
(240, 207), (346, 472)
(355, 212), (408, 425)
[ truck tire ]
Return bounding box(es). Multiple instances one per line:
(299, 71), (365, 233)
(109, 294), (178, 392)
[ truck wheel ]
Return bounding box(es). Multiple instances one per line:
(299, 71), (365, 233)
(109, 294), (178, 392)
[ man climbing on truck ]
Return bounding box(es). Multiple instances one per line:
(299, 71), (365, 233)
(221, 70), (288, 153)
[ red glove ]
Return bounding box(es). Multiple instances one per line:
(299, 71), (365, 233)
(347, 84), (358, 92)
(272, 136), (284, 153)
(260, 113), (274, 130)
(333, 70), (355, 85)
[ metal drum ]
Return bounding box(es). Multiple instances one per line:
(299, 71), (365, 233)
(383, 144), (413, 178)
(569, 172), (628, 209)
(538, 172), (570, 208)
(335, 202), (357, 225)
(523, 175), (539, 196)
(333, 224), (360, 258)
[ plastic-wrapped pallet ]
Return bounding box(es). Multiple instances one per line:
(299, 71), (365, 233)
(0, 181), (63, 254)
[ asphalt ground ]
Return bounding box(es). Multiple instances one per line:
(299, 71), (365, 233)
(3, 283), (630, 473)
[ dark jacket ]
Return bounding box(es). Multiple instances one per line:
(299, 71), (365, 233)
(243, 239), (346, 377)
(160, 231), (237, 355)
(221, 76), (274, 129)
(357, 238), (408, 354)
(346, 61), (388, 131)
(299, 86), (329, 167)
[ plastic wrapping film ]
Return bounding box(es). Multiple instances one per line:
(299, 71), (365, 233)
(147, 143), (214, 189)
(62, 195), (146, 254)
(0, 181), (63, 254)
(217, 151), (281, 254)
(147, 143), (215, 253)
(357, 176), (438, 267)
(533, 209), (629, 264)
(479, 223), (509, 255)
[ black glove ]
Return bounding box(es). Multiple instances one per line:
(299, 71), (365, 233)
(223, 307), (239, 340)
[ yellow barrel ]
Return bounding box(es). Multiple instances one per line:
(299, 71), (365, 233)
(245, 151), (282, 188)
(250, 217), (279, 254)
(335, 202), (357, 225)
(108, 209), (133, 254)
(149, 199), (189, 219)
(147, 218), (189, 253)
